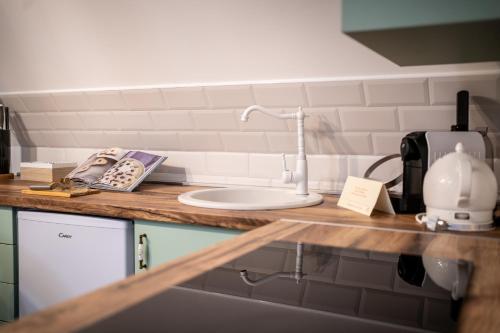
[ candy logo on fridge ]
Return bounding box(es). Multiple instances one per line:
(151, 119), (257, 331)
(58, 233), (72, 239)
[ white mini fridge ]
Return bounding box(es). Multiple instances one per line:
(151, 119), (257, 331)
(18, 211), (134, 316)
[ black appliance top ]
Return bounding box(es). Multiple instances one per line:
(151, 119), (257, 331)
(82, 241), (472, 333)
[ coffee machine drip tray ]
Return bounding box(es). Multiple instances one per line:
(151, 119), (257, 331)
(83, 241), (473, 333)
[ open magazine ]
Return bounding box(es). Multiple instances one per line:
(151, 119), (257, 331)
(65, 148), (167, 192)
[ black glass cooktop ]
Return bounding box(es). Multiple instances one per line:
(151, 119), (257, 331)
(82, 241), (473, 333)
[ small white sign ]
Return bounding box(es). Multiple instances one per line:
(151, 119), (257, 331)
(337, 176), (395, 216)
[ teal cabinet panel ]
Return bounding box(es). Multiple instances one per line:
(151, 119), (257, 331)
(0, 282), (15, 322)
(0, 207), (14, 245)
(134, 220), (243, 273)
(0, 245), (15, 284)
(342, 0), (500, 65)
(343, 0), (500, 32)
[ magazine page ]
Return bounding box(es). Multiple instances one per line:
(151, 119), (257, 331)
(65, 148), (127, 185)
(92, 151), (166, 192)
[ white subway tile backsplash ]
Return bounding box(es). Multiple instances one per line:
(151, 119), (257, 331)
(372, 132), (406, 155)
(308, 155), (348, 182)
(248, 154), (282, 179)
(221, 132), (269, 153)
(78, 111), (116, 130)
(239, 108), (289, 131)
(113, 111), (153, 130)
(150, 110), (194, 130)
(47, 112), (83, 130)
(306, 81), (364, 106)
(178, 131), (223, 151)
(122, 89), (165, 110)
(42, 131), (77, 148)
(35, 147), (68, 162)
(399, 106), (455, 131)
(72, 131), (108, 148)
(364, 78), (429, 106)
(191, 110), (238, 130)
(166, 151), (206, 174)
(0, 95), (27, 112)
(206, 152), (248, 177)
(205, 85), (254, 108)
(23, 131), (47, 147)
(162, 87), (207, 109)
(21, 94), (58, 112)
(86, 90), (125, 110)
(469, 105), (499, 130)
(10, 74), (500, 190)
(253, 83), (307, 107)
(17, 113), (52, 130)
(224, 177), (271, 187)
(339, 107), (398, 131)
(348, 155), (402, 184)
(267, 132), (318, 154)
(65, 148), (100, 164)
(296, 108), (341, 132)
(429, 75), (499, 105)
(140, 132), (180, 150)
(53, 93), (90, 111)
(104, 131), (143, 149)
(317, 132), (372, 155)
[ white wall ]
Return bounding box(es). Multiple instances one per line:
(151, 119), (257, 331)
(0, 0), (499, 93)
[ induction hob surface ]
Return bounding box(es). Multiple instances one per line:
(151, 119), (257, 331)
(83, 241), (473, 333)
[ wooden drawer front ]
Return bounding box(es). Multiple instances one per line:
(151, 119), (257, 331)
(134, 220), (242, 273)
(0, 207), (14, 245)
(0, 282), (15, 322)
(0, 245), (15, 284)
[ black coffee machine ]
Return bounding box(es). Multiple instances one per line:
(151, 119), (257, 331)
(0, 104), (10, 174)
(390, 91), (489, 213)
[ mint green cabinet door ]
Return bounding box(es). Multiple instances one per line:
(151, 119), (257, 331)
(0, 282), (15, 322)
(0, 245), (15, 284)
(0, 207), (14, 245)
(134, 220), (242, 273)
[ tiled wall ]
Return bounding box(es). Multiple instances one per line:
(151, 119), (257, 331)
(1, 73), (499, 191)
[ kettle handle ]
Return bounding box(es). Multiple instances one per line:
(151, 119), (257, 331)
(457, 158), (472, 207)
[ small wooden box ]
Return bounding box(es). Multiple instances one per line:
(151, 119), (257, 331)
(20, 162), (77, 182)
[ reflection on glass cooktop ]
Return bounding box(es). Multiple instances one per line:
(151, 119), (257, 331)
(82, 241), (473, 333)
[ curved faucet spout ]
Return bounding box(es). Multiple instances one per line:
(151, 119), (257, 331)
(241, 104), (309, 195)
(241, 105), (296, 122)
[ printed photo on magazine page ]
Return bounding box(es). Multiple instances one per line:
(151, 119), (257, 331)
(92, 150), (166, 191)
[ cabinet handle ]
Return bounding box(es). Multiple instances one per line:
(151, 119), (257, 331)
(138, 233), (148, 270)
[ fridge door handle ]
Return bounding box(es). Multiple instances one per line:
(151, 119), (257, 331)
(138, 233), (148, 270)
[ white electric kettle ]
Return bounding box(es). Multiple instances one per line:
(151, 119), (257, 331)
(419, 142), (497, 231)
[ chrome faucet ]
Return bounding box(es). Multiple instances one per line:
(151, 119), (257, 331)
(241, 105), (309, 196)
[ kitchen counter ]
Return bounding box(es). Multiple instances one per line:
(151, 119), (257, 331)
(0, 179), (499, 235)
(0, 179), (423, 231)
(1, 179), (500, 332)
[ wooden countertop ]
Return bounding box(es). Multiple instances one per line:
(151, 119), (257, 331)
(1, 179), (499, 332)
(0, 179), (498, 237)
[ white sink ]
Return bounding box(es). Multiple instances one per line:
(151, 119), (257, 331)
(178, 187), (323, 211)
